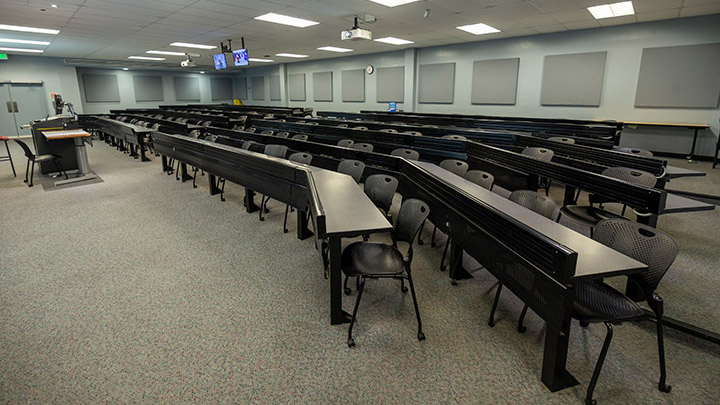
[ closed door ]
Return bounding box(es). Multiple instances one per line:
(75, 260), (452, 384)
(0, 83), (19, 137)
(9, 83), (49, 136)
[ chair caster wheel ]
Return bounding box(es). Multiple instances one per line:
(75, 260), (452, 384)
(264, 208), (270, 213)
(659, 383), (672, 393)
(283, 229), (288, 233)
(488, 319), (495, 328)
(347, 338), (355, 348)
(517, 325), (527, 333)
(584, 398), (596, 405)
(193, 185), (197, 189)
(401, 286), (408, 293)
(344, 287), (351, 295)
(417, 332), (425, 341)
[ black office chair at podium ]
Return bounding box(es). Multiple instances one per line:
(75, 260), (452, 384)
(341, 198), (430, 347)
(14, 139), (68, 187)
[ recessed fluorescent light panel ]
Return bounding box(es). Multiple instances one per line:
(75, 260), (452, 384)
(374, 36), (414, 45)
(0, 38), (51, 45)
(587, 1), (635, 19)
(457, 23), (500, 35)
(249, 58), (274, 63)
(122, 68), (129, 70)
(368, 0), (420, 7)
(0, 24), (59, 35)
(317, 46), (353, 53)
(128, 56), (165, 60)
(276, 53), (309, 58)
(170, 42), (217, 50)
(146, 50), (188, 56)
(254, 13), (319, 28)
(0, 47), (44, 53)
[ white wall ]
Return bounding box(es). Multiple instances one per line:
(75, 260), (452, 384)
(75, 67), (239, 114)
(240, 15), (720, 157)
(0, 55), (84, 114)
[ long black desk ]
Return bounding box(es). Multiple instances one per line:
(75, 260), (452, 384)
(151, 132), (393, 327)
(87, 117), (155, 161)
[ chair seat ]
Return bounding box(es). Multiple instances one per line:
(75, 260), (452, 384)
(0, 136), (9, 141)
(560, 205), (624, 228)
(34, 154), (62, 162)
(341, 242), (405, 277)
(573, 281), (644, 323)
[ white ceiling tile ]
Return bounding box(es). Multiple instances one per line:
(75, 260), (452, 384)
(635, 9), (681, 22)
(679, 3), (720, 17)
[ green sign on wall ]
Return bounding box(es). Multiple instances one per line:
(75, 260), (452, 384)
(0, 53), (8, 60)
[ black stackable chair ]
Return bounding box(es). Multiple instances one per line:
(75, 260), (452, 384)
(0, 136), (16, 177)
(283, 152), (313, 233)
(615, 147), (653, 158)
(488, 190), (559, 326)
(425, 159), (469, 246)
(518, 219), (678, 405)
(337, 159), (365, 183)
(352, 142), (374, 153)
(442, 134), (467, 141)
(337, 139), (354, 148)
(291, 134), (308, 141)
(391, 148), (420, 160)
(258, 144), (289, 221)
(342, 198), (430, 347)
(14, 139), (68, 187)
(549, 136), (575, 144)
(402, 131), (423, 136)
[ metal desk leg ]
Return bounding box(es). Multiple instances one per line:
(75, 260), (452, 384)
(139, 139), (151, 162)
(74, 137), (89, 175)
(179, 163), (192, 182)
(687, 128), (699, 163)
(244, 188), (260, 213)
(296, 210), (314, 240)
(161, 156), (169, 173)
(208, 174), (220, 195)
(542, 324), (580, 392)
(329, 236), (351, 325)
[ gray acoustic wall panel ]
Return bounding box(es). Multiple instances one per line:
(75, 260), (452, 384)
(132, 75), (164, 102)
(251, 76), (265, 100)
(418, 63), (456, 104)
(82, 74), (120, 103)
(376, 66), (404, 103)
(313, 71), (333, 102)
(342, 69), (365, 102)
(173, 76), (200, 101)
(210, 78), (233, 101)
(471, 58), (519, 105)
(236, 77), (248, 100)
(289, 73), (306, 101)
(269, 75), (281, 101)
(541, 51), (607, 106)
(635, 43), (720, 108)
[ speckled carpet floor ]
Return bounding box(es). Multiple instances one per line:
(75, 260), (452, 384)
(1, 140), (718, 404)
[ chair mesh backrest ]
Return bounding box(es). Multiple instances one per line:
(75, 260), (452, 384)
(352, 143), (374, 152)
(440, 159), (469, 176)
(403, 131), (422, 136)
(615, 147), (653, 158)
(364, 174), (399, 214)
(380, 128), (398, 133)
(289, 152), (313, 165)
(292, 134), (308, 141)
(549, 136), (575, 144)
(264, 144), (288, 158)
(14, 139), (34, 158)
(276, 132), (290, 138)
(442, 135), (467, 141)
(522, 147), (554, 161)
(337, 139), (354, 148)
(241, 141), (256, 150)
(261, 130), (275, 135)
(337, 159), (365, 183)
(593, 219), (678, 297)
(602, 167), (657, 188)
(392, 199), (430, 244)
(508, 190), (558, 220)
(391, 148), (420, 160)
(464, 170), (494, 190)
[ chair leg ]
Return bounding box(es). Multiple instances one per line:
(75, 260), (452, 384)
(400, 277), (407, 293)
(24, 158), (30, 183)
(219, 179), (226, 202)
(347, 276), (366, 348)
(656, 314), (672, 393)
(4, 141), (16, 177)
(192, 167), (198, 188)
(344, 275), (352, 295)
(517, 304), (529, 333)
(488, 282), (503, 327)
(283, 204), (290, 233)
(431, 225), (437, 247)
(53, 159), (68, 180)
(29, 160), (35, 187)
(406, 272), (425, 341)
(439, 237), (451, 271)
(259, 195), (269, 221)
(621, 204), (627, 216)
(585, 322), (614, 405)
(417, 219), (426, 245)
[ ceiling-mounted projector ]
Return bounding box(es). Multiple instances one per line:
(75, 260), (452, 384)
(341, 16), (372, 41)
(180, 54), (196, 68)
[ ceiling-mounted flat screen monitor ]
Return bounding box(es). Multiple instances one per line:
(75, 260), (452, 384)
(213, 53), (227, 70)
(232, 49), (249, 67)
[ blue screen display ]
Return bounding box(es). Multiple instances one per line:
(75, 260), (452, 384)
(232, 49), (249, 67)
(213, 53), (227, 70)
